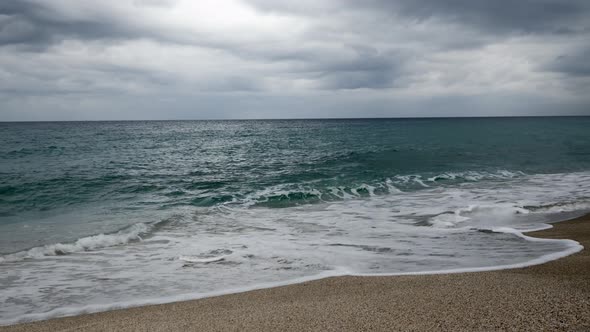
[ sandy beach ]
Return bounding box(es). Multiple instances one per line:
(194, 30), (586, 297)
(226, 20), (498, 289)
(2, 214), (589, 332)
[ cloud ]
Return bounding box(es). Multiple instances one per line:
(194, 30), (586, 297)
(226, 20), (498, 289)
(247, 0), (590, 35)
(0, 0), (589, 120)
(543, 46), (590, 77)
(0, 1), (136, 48)
(364, 0), (590, 34)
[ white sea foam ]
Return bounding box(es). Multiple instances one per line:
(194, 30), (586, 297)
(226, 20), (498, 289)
(223, 170), (528, 209)
(0, 227), (582, 327)
(529, 201), (590, 214)
(0, 268), (349, 326)
(178, 255), (227, 263)
(0, 223), (150, 263)
(1, 171), (589, 325)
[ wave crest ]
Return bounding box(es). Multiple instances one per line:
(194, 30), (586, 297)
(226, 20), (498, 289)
(236, 170), (525, 208)
(0, 223), (151, 263)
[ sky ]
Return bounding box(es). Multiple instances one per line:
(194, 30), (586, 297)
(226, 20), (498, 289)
(0, 0), (589, 120)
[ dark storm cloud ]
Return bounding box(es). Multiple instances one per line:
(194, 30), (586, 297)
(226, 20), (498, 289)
(0, 1), (133, 47)
(5, 0), (588, 50)
(233, 44), (404, 90)
(247, 0), (590, 35)
(244, 0), (590, 84)
(364, 0), (590, 34)
(543, 47), (590, 77)
(0, 1), (182, 49)
(306, 49), (404, 90)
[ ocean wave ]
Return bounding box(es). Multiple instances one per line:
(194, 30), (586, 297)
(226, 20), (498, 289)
(0, 212), (187, 263)
(3, 171), (586, 264)
(426, 204), (531, 228)
(425, 199), (590, 230)
(426, 170), (524, 182)
(0, 169), (527, 215)
(0, 221), (161, 263)
(523, 201), (590, 214)
(1, 146), (66, 159)
(230, 170), (527, 209)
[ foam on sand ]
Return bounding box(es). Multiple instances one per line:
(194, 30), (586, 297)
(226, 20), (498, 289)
(0, 221), (583, 326)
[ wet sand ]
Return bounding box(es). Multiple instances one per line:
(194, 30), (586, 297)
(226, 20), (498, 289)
(3, 214), (589, 331)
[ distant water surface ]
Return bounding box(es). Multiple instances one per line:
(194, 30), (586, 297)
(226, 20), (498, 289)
(1, 117), (589, 324)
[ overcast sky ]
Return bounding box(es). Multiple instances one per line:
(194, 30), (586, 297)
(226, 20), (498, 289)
(1, 0), (589, 120)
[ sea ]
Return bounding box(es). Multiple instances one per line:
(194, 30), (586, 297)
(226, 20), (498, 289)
(1, 117), (589, 324)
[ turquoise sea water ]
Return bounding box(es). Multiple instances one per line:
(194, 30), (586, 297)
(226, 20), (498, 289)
(1, 117), (590, 323)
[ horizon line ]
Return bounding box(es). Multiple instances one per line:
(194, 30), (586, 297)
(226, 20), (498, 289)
(1, 114), (590, 123)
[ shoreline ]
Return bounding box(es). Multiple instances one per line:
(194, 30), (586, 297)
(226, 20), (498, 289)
(2, 214), (589, 331)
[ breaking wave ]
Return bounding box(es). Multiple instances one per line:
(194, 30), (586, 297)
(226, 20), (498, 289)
(234, 170), (526, 208)
(0, 219), (170, 263)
